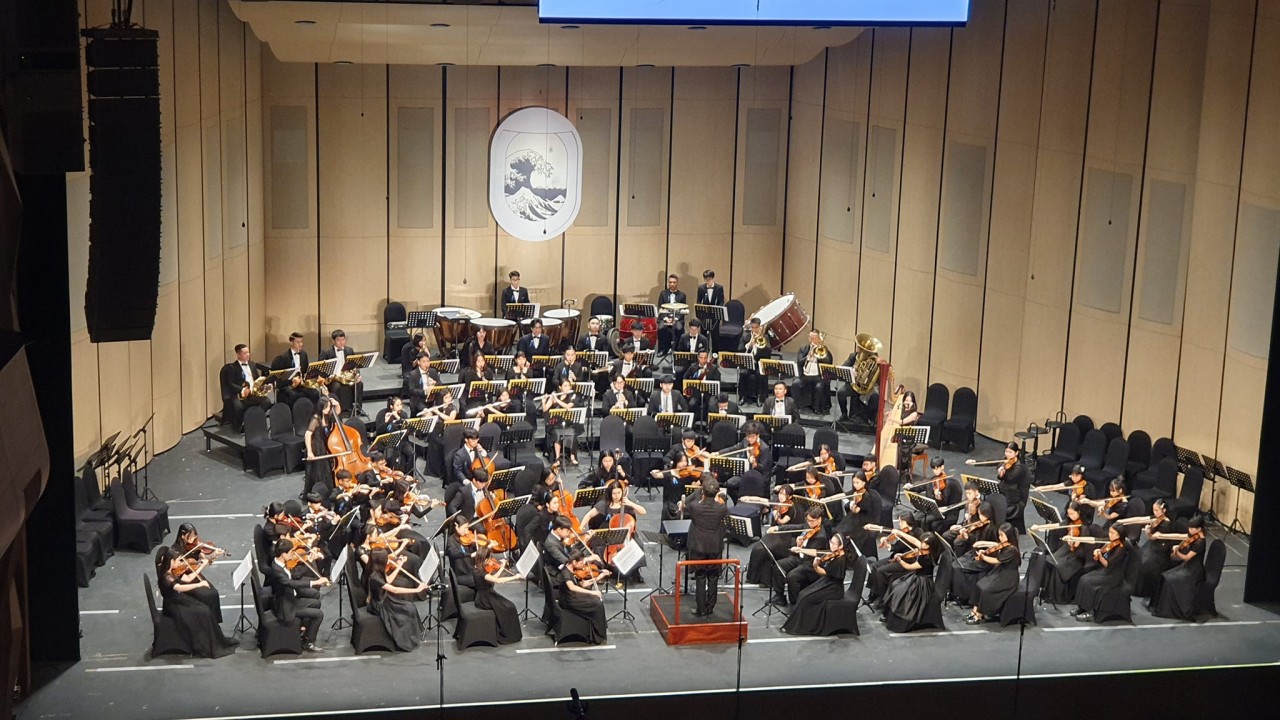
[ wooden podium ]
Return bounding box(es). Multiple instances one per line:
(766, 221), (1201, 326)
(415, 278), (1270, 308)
(648, 558), (748, 646)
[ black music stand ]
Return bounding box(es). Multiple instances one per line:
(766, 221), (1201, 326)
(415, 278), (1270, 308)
(655, 412), (694, 435)
(529, 355), (558, 374)
(468, 380), (507, 405)
(961, 473), (1002, 498)
(709, 455), (748, 481)
(605, 536), (643, 629)
(573, 487), (605, 514)
(504, 302), (537, 323)
(708, 412), (746, 433)
(821, 364), (855, 431)
(489, 466), (523, 494)
(904, 490), (941, 520)
(640, 529), (674, 599)
(751, 539), (791, 625)
(635, 350), (656, 369)
(507, 377), (545, 397)
(484, 355), (514, 373)
(718, 351), (756, 371)
(428, 358), (460, 375)
(609, 408), (644, 424)
(495, 416), (533, 462)
(1178, 447), (1217, 527)
(752, 414), (790, 432)
(623, 377), (654, 398)
(1224, 466), (1254, 536)
(683, 378), (720, 430)
(758, 359), (797, 384)
(1030, 497), (1063, 526)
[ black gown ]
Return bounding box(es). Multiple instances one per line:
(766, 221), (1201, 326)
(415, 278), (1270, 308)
(947, 524), (999, 605)
(1134, 520), (1178, 599)
(884, 554), (937, 633)
(782, 555), (847, 635)
(1151, 538), (1206, 620)
(473, 573), (523, 644)
(158, 572), (237, 658)
(1041, 526), (1097, 604)
(1075, 543), (1129, 621)
(369, 573), (422, 651)
(557, 568), (608, 644)
(304, 415), (336, 497)
(972, 544), (1021, 617)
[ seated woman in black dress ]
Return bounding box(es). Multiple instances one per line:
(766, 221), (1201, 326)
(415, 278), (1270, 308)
(155, 547), (237, 658)
(1072, 523), (1129, 622)
(745, 483), (798, 586)
(578, 450), (631, 489)
(782, 533), (849, 635)
(1082, 477), (1129, 529)
(1037, 502), (1097, 604)
(471, 545), (524, 644)
(542, 377), (583, 466)
(833, 472), (882, 560)
(1134, 498), (1180, 599)
(364, 547), (429, 651)
(558, 552), (609, 644)
(944, 504), (999, 607)
(458, 352), (495, 414)
(1149, 516), (1207, 620)
(882, 535), (937, 632)
(966, 522), (1021, 624)
(170, 523), (227, 623)
(580, 481), (647, 583)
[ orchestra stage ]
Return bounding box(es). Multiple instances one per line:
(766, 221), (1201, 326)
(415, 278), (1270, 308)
(18, 422), (1279, 720)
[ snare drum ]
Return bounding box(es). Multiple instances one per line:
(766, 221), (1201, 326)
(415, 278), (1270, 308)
(470, 317), (518, 352)
(543, 308), (581, 347)
(618, 315), (659, 348)
(749, 294), (810, 349)
(523, 317), (564, 352)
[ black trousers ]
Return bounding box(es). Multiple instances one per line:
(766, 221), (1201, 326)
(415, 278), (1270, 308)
(786, 562), (821, 605)
(689, 549), (720, 613)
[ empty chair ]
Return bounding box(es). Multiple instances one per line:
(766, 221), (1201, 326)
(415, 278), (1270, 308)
(1133, 458), (1178, 505)
(110, 478), (163, 552)
(815, 556), (870, 636)
(250, 571), (303, 658)
(123, 469), (170, 535)
(941, 387), (977, 452)
(383, 301), (410, 362)
(145, 575), (192, 657)
(80, 466), (113, 517)
(999, 549), (1047, 627)
(717, 299), (746, 351)
(1171, 467), (1205, 520)
(73, 468), (114, 562)
(1036, 424), (1080, 486)
(1124, 430), (1152, 478)
(1133, 437), (1175, 490)
(1084, 438), (1129, 494)
(709, 420), (738, 452)
(917, 383), (950, 450)
(1071, 415), (1094, 440)
(1191, 540), (1226, 619)
(268, 403), (306, 473)
(1068, 430), (1107, 483)
(478, 421), (502, 456)
(291, 397), (315, 437)
(242, 406), (287, 477)
(588, 294), (614, 320)
(598, 415), (627, 460)
(1099, 422), (1123, 444)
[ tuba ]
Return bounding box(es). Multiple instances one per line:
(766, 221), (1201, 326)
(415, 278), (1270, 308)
(851, 333), (883, 396)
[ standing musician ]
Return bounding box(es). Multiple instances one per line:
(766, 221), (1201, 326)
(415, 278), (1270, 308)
(682, 349), (721, 425)
(767, 508), (827, 605)
(516, 319), (552, 366)
(994, 441), (1031, 534)
(603, 374), (636, 415)
(697, 269), (725, 349)
(319, 329), (363, 418)
(219, 343), (272, 433)
(500, 270), (530, 319)
(738, 317), (771, 406)
(266, 538), (331, 652)
(374, 396), (414, 472)
(793, 329), (832, 415)
(648, 374), (687, 416)
(401, 352), (441, 416)
(271, 332), (320, 408)
(683, 477), (729, 617)
(461, 326), (495, 370)
(542, 376), (584, 466)
(762, 381), (801, 426)
(302, 397), (343, 498)
(657, 274), (688, 353)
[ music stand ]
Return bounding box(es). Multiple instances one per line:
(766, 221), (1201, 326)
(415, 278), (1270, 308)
(623, 377), (654, 395)
(710, 456), (748, 479)
(504, 302), (537, 323)
(894, 426), (930, 447)
(961, 473), (1002, 498)
(406, 309), (438, 330)
(752, 540), (791, 625)
(752, 414), (790, 431)
(1224, 466), (1254, 535)
(758, 359), (797, 380)
(640, 529), (675, 598)
(489, 466), (525, 493)
(723, 513), (755, 544)
(341, 352), (377, 375)
(307, 358), (339, 381)
(574, 487), (605, 512)
(621, 303), (657, 319)
(718, 352), (756, 370)
(904, 490), (941, 519)
(484, 355), (514, 373)
(655, 412), (694, 434)
(1030, 497), (1063, 526)
(609, 407), (645, 424)
(608, 538), (645, 628)
(493, 495), (531, 532)
(444, 418), (480, 431)
(428, 358), (459, 375)
(635, 350), (656, 368)
(468, 380), (507, 403)
(790, 494), (834, 519)
(496, 417), (533, 461)
(673, 351), (698, 370)
(507, 377), (545, 398)
(581, 351), (610, 374)
(402, 416), (438, 435)
(819, 364), (853, 384)
(708, 412), (746, 431)
(1192, 450), (1225, 527)
(529, 355), (558, 373)
(428, 384), (464, 404)
(370, 430), (408, 456)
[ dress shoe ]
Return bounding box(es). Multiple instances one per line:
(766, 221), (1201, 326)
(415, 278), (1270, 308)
(964, 615), (982, 625)
(302, 641), (326, 652)
(1075, 612), (1092, 622)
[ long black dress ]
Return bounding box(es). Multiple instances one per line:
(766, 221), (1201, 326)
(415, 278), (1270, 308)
(1075, 542), (1129, 621)
(972, 544), (1021, 618)
(304, 414), (336, 498)
(782, 555), (847, 635)
(1151, 537), (1206, 620)
(1134, 518), (1179, 598)
(883, 554), (936, 633)
(948, 524), (999, 605)
(1041, 525), (1098, 604)
(158, 571), (237, 658)
(473, 573), (523, 644)
(368, 571), (422, 651)
(557, 568), (608, 644)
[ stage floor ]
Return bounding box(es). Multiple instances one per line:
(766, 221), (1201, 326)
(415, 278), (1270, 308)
(18, 427), (1279, 720)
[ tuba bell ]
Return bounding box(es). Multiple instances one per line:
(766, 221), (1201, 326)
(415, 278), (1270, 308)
(851, 333), (883, 396)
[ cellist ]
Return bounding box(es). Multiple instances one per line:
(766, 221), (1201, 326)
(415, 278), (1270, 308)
(580, 480), (647, 584)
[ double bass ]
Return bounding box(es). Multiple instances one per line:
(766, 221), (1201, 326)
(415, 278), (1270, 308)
(327, 416), (373, 481)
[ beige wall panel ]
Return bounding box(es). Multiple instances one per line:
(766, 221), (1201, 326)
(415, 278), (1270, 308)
(71, 331), (101, 464)
(889, 29), (949, 386)
(1195, 3), (1257, 187)
(443, 66), (498, 309)
(1122, 329), (1180, 438)
(199, 0), (225, 413)
(388, 65), (444, 310)
(204, 264), (225, 412)
(264, 236), (320, 348)
(1238, 19), (1280, 198)
(731, 66), (789, 310)
(246, 33), (267, 356)
(1016, 301), (1070, 427)
(96, 342), (132, 445)
(565, 67), (620, 310)
(497, 66), (568, 311)
(151, 282), (183, 450)
(128, 340), (154, 438)
(616, 67), (671, 303)
(175, 1), (207, 428)
(977, 291), (1030, 436)
(220, 1), (249, 352)
(780, 56), (825, 316)
(667, 67), (736, 292)
(1038, 0), (1098, 154)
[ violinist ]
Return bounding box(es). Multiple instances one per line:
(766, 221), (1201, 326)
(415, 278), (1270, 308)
(782, 533), (847, 635)
(1038, 502), (1098, 604)
(266, 539), (331, 652)
(602, 373), (636, 415)
(764, 508), (826, 605)
(995, 441), (1031, 533)
(446, 515), (486, 589)
(542, 376), (583, 466)
(965, 522), (1021, 624)
(580, 481), (647, 583)
(516, 487), (558, 554)
(262, 501), (304, 547)
(1083, 478), (1129, 528)
(155, 547), (237, 658)
(880, 535), (937, 632)
(374, 396), (415, 473)
(1134, 498), (1179, 599)
(944, 502), (1001, 606)
(941, 481), (986, 551)
(860, 453), (883, 495)
(559, 551), (609, 645)
(170, 523), (227, 622)
(720, 421), (770, 483)
(364, 546), (430, 651)
(579, 450), (629, 490)
(471, 545), (523, 644)
(866, 512), (926, 609)
(302, 397), (342, 498)
(922, 456), (960, 531)
(648, 374), (687, 415)
(682, 349), (721, 424)
(1149, 515), (1207, 620)
(655, 452), (706, 521)
(684, 478), (730, 616)
(301, 492), (344, 554)
(1071, 523), (1128, 622)
(834, 471), (882, 559)
(744, 484), (800, 587)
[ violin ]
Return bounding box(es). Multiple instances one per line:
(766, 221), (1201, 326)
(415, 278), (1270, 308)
(180, 537), (229, 559)
(1094, 537), (1123, 561)
(958, 516), (990, 535)
(573, 560), (608, 584)
(1177, 532), (1200, 553)
(457, 527), (495, 549)
(900, 544), (931, 561)
(816, 547), (845, 566)
(976, 540), (1010, 560)
(803, 481), (824, 500)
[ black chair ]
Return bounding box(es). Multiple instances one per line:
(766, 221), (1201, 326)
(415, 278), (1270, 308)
(630, 416), (666, 477)
(73, 469), (114, 561)
(110, 478), (163, 552)
(1171, 467), (1204, 520)
(1036, 424), (1080, 485)
(269, 403), (306, 473)
(442, 423), (466, 463)
(709, 421), (738, 451)
(75, 538), (100, 587)
(1085, 438), (1129, 494)
(123, 468), (170, 535)
(816, 556), (869, 636)
(540, 567), (594, 644)
(1071, 414), (1094, 441)
(1099, 422), (1123, 444)
(449, 568), (499, 650)
(242, 406), (287, 477)
(941, 387), (977, 452)
(588, 295), (615, 321)
(1134, 437), (1175, 490)
(1069, 430), (1107, 483)
(292, 398), (315, 438)
(887, 565), (945, 632)
(1133, 457), (1177, 505)
(874, 466), (899, 526)
(999, 548), (1046, 627)
(345, 554), (398, 653)
(145, 574), (192, 657)
(81, 465), (113, 516)
(1124, 430), (1151, 478)
(478, 421), (502, 456)
(510, 462), (543, 498)
(252, 524), (274, 576)
(383, 301), (410, 362)
(599, 415), (627, 460)
(986, 493), (1009, 534)
(812, 428), (840, 457)
(1191, 540), (1226, 619)
(917, 383), (950, 450)
(717, 299), (746, 351)
(250, 571), (303, 658)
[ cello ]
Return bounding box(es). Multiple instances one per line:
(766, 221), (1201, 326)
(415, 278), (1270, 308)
(475, 483), (518, 552)
(602, 481), (636, 566)
(549, 462), (583, 535)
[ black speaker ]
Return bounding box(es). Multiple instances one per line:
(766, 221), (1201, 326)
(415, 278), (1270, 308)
(82, 27), (161, 343)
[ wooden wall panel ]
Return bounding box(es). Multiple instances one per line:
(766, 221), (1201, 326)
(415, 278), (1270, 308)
(150, 0), (182, 453)
(732, 67), (790, 313)
(174, 0), (208, 428)
(317, 63), (388, 352)
(246, 31), (267, 358)
(388, 65), (444, 311)
(615, 67), (672, 304)
(565, 67), (620, 311)
(220, 0), (250, 356)
(443, 66), (498, 310)
(780, 56), (825, 332)
(200, 0), (225, 413)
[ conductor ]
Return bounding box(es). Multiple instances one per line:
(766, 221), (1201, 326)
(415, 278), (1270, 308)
(682, 478), (729, 617)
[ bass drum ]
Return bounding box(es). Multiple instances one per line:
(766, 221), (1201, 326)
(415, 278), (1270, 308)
(432, 307), (481, 355)
(749, 293), (810, 349)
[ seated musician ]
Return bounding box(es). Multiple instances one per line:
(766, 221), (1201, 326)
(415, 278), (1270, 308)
(866, 511), (926, 610)
(169, 523), (228, 622)
(836, 345), (877, 423)
(1085, 478), (1129, 530)
(648, 374), (687, 416)
(400, 332), (428, 374)
(653, 444), (709, 520)
(559, 552), (610, 644)
(550, 346), (586, 387)
(623, 322), (652, 356)
(745, 483), (798, 586)
(155, 546), (237, 658)
(402, 352), (442, 416)
(610, 345), (648, 382)
(373, 396), (414, 472)
(319, 329), (363, 417)
(468, 388), (516, 425)
(576, 316), (610, 355)
(580, 481), (646, 583)
(941, 481), (985, 551)
(762, 381), (800, 426)
(861, 453), (884, 496)
(738, 317), (771, 405)
(921, 456), (961, 531)
(445, 514), (482, 589)
(717, 421), (770, 495)
(676, 319), (711, 364)
(783, 532), (847, 620)
(713, 393), (742, 417)
(602, 374), (636, 415)
(657, 273), (687, 352)
(946, 503), (1002, 606)
(767, 508), (827, 605)
(459, 352), (495, 413)
(580, 450), (629, 489)
(681, 348), (721, 424)
(793, 329), (832, 415)
(219, 343), (272, 432)
(267, 539), (330, 653)
(833, 471), (882, 559)
(461, 326), (495, 371)
(542, 377), (583, 466)
(516, 318), (552, 364)
(271, 332), (321, 408)
(500, 269), (530, 319)
(506, 350), (534, 382)
(449, 428), (488, 488)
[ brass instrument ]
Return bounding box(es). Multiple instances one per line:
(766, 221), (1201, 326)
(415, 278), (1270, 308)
(242, 375), (272, 398)
(851, 333), (883, 396)
(751, 329), (769, 351)
(811, 332), (828, 361)
(331, 368), (360, 386)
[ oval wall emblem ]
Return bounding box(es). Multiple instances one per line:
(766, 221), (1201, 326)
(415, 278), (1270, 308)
(489, 107), (583, 242)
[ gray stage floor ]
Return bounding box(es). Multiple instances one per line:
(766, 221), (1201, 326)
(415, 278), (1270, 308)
(18, 417), (1279, 720)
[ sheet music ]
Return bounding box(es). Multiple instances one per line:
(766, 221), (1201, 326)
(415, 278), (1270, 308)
(515, 541), (540, 579)
(327, 546), (349, 586)
(231, 553), (254, 591)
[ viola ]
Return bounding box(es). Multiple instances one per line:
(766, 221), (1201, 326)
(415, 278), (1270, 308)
(977, 540), (1010, 559)
(817, 547), (845, 566)
(803, 481), (823, 500)
(1094, 537), (1123, 560)
(900, 544), (931, 561)
(1177, 532), (1200, 553)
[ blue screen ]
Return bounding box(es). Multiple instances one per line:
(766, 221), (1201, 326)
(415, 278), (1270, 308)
(539, 1), (971, 25)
